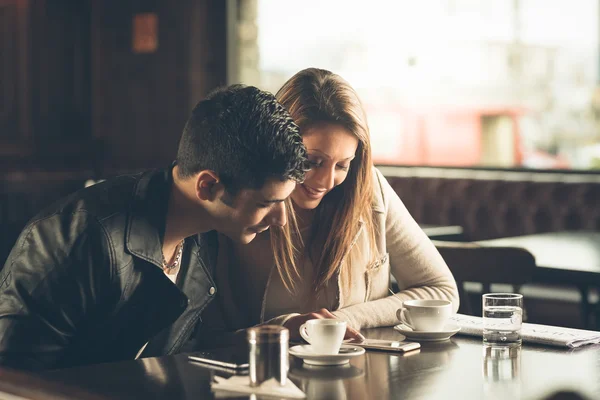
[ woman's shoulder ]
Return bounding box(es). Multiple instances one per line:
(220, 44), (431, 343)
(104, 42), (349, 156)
(370, 166), (392, 213)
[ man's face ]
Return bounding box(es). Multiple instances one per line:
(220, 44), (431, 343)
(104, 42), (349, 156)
(215, 178), (297, 244)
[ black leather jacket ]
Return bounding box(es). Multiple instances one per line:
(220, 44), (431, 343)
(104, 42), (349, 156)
(0, 168), (218, 370)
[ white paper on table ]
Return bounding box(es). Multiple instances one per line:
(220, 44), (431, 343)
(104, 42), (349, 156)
(211, 375), (306, 399)
(450, 313), (600, 348)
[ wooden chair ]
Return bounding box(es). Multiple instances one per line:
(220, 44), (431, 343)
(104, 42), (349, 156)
(433, 241), (537, 316)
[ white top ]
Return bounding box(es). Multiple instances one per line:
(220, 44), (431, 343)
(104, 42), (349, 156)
(164, 270), (178, 284)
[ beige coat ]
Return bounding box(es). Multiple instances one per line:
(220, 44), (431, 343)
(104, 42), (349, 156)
(212, 167), (459, 332)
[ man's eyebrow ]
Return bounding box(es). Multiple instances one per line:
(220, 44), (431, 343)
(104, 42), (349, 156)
(260, 198), (286, 204)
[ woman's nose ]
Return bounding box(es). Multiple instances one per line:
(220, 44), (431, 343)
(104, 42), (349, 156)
(313, 166), (336, 190)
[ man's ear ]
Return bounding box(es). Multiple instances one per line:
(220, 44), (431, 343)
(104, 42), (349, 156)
(195, 171), (224, 201)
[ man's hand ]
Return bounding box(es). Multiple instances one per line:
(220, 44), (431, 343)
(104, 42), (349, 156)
(283, 308), (365, 342)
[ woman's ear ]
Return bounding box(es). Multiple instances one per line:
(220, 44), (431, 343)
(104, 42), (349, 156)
(195, 170), (224, 201)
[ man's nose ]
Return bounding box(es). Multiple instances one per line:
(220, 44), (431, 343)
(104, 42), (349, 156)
(268, 201), (287, 227)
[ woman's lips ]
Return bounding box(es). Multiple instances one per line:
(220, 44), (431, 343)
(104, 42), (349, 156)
(301, 184), (327, 199)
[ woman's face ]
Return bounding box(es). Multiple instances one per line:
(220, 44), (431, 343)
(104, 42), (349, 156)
(291, 123), (359, 210)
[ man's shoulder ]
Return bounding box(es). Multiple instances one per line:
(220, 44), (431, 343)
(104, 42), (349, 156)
(5, 173), (153, 270)
(12, 174), (150, 255)
(34, 173), (146, 223)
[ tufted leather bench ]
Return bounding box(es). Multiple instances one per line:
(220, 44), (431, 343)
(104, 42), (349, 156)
(380, 166), (600, 241)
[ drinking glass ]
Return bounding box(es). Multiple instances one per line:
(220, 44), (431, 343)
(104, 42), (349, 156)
(482, 293), (523, 346)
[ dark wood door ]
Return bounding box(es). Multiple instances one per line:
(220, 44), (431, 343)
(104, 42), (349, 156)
(0, 0), (31, 156)
(0, 0), (92, 167)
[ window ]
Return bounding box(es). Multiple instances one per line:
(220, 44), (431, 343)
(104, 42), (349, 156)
(234, 0), (600, 170)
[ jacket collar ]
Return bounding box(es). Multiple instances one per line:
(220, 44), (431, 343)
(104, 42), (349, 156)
(125, 168), (172, 268)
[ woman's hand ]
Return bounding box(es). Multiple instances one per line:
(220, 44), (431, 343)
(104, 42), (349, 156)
(283, 308), (366, 342)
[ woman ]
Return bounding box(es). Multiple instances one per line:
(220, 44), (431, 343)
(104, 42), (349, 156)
(213, 68), (459, 341)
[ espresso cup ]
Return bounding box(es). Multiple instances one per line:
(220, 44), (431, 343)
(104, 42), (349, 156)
(397, 299), (452, 332)
(299, 319), (346, 355)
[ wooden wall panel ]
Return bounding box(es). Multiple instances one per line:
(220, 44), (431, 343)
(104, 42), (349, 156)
(0, 0), (226, 173)
(0, 0), (30, 154)
(91, 0), (227, 172)
(29, 0), (91, 145)
(0, 0), (92, 167)
(0, 2), (18, 141)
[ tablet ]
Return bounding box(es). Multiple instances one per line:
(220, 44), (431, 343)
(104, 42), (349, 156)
(352, 338), (421, 353)
(188, 348), (249, 371)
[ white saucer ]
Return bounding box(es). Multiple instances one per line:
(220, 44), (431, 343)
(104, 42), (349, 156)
(393, 323), (461, 342)
(288, 344), (365, 366)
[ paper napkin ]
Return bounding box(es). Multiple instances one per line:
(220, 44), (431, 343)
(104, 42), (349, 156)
(211, 375), (306, 399)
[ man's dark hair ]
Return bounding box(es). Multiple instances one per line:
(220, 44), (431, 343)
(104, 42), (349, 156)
(176, 84), (307, 193)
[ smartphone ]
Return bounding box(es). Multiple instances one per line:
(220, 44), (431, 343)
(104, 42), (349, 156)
(352, 338), (421, 353)
(188, 348), (249, 372)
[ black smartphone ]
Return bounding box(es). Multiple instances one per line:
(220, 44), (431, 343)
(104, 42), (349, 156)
(188, 348), (249, 371)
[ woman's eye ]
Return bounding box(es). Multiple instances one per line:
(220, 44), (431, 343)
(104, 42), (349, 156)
(308, 160), (322, 168)
(337, 164), (350, 171)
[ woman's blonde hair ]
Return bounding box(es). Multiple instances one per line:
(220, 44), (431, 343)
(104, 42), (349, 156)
(271, 68), (377, 295)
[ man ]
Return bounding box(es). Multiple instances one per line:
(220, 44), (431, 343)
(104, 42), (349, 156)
(0, 85), (307, 370)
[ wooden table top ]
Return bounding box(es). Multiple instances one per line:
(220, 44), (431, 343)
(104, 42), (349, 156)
(420, 224), (465, 240)
(478, 231), (600, 285)
(36, 327), (600, 400)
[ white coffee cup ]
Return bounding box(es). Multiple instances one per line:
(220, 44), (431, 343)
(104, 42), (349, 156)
(299, 319), (346, 355)
(397, 299), (452, 332)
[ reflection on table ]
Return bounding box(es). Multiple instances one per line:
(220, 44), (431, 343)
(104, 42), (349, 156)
(289, 363), (364, 400)
(483, 345), (521, 400)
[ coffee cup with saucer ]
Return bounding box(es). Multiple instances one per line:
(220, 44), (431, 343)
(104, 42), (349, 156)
(395, 299), (460, 341)
(289, 319), (365, 365)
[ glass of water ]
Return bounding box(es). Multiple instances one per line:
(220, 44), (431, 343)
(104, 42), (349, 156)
(482, 293), (523, 346)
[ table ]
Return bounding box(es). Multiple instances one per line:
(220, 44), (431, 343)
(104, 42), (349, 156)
(478, 232), (600, 286)
(38, 327), (600, 400)
(420, 224), (465, 241)
(0, 366), (109, 400)
(478, 231), (600, 327)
